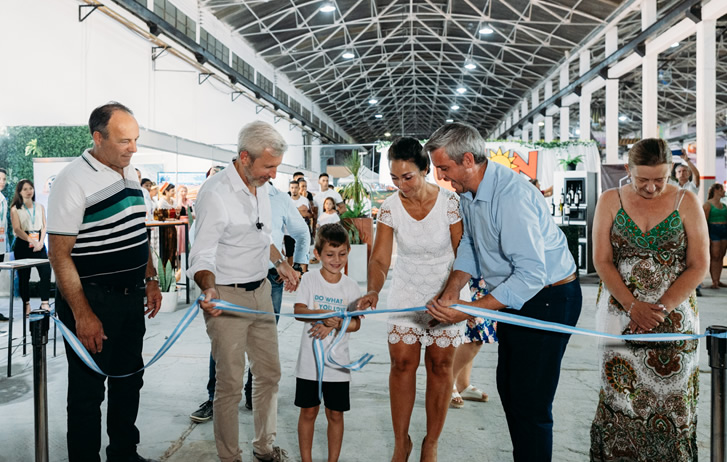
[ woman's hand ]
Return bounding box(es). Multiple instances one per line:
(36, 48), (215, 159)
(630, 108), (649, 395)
(357, 291), (379, 310)
(627, 300), (667, 333)
(32, 240), (43, 252)
(308, 322), (334, 339)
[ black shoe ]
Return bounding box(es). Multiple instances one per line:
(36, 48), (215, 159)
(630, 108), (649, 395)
(108, 453), (159, 462)
(190, 400), (213, 422)
(696, 288), (703, 297)
(245, 399), (253, 411)
(0, 313), (8, 321)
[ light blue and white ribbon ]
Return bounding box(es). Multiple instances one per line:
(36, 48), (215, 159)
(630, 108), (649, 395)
(34, 298), (727, 380)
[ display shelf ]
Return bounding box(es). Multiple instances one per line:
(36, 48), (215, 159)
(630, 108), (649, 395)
(552, 171), (597, 274)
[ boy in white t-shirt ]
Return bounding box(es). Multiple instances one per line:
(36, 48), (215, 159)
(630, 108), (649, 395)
(294, 223), (362, 462)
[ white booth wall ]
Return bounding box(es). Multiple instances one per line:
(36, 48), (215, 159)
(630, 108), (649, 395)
(0, 0), (334, 177)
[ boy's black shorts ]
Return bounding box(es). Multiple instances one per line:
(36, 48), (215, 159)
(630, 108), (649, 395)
(295, 378), (350, 412)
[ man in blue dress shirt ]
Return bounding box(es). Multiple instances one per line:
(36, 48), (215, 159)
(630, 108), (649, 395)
(425, 122), (582, 462)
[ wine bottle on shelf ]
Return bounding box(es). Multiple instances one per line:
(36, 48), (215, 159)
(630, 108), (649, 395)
(551, 198), (555, 216)
(573, 191), (580, 207)
(577, 186), (582, 202)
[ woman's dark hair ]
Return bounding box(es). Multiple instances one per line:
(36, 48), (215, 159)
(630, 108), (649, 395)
(389, 137), (429, 173)
(314, 223), (349, 253)
(141, 178), (152, 187)
(89, 102), (133, 138)
(11, 179), (36, 209)
(708, 183), (723, 199)
(627, 138), (672, 168)
(323, 197), (336, 210)
(161, 183), (175, 195)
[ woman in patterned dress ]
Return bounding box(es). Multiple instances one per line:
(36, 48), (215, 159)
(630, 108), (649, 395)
(358, 137), (464, 462)
(589, 138), (708, 461)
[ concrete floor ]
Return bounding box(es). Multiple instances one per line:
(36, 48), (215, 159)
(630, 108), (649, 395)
(0, 272), (724, 462)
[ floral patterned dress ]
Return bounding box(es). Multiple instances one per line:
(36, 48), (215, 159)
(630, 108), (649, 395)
(590, 190), (699, 461)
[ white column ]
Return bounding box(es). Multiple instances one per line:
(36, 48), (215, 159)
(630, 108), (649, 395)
(544, 81), (554, 142)
(579, 50), (591, 141)
(531, 90), (540, 141)
(522, 126), (529, 143)
(605, 27), (620, 163)
(559, 66), (569, 141)
(521, 101), (528, 141)
(696, 18), (717, 200)
(642, 0), (658, 138)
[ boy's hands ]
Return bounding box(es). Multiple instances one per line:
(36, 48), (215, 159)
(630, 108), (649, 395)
(308, 322), (335, 339)
(323, 317), (342, 329)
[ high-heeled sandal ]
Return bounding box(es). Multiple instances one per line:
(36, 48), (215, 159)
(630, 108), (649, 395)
(40, 301), (50, 311)
(24, 301), (31, 317)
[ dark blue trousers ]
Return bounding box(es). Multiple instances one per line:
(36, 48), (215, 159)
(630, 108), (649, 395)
(57, 283), (146, 462)
(497, 279), (582, 462)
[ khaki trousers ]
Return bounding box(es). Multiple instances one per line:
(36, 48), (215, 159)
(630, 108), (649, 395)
(204, 280), (281, 462)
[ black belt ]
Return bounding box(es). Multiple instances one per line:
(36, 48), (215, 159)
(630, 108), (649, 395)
(85, 282), (145, 295)
(221, 279), (265, 291)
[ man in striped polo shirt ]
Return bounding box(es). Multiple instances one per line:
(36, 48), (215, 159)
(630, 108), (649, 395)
(47, 102), (162, 462)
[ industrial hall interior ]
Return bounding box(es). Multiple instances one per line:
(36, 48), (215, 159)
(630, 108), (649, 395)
(1, 0), (727, 461)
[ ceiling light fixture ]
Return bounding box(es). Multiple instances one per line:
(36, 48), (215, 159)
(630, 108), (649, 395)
(384, 132), (391, 137)
(451, 105), (460, 110)
(446, 119), (454, 123)
(670, 42), (680, 48)
(456, 87), (466, 94)
(479, 26), (494, 35)
(342, 51), (355, 59)
(538, 121), (545, 127)
(368, 98), (378, 105)
(319, 3), (335, 12)
(375, 114), (383, 119)
(464, 58), (476, 70)
(619, 115), (628, 122)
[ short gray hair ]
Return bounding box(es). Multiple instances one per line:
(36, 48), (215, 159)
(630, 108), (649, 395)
(424, 122), (488, 165)
(237, 121), (287, 159)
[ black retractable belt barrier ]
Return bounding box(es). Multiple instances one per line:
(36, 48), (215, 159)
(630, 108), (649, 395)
(707, 325), (727, 462)
(30, 309), (50, 462)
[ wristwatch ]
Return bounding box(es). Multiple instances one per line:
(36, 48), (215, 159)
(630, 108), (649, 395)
(273, 257), (285, 268)
(145, 276), (159, 284)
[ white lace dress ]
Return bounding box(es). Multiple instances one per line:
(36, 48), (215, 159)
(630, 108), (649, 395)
(378, 186), (465, 348)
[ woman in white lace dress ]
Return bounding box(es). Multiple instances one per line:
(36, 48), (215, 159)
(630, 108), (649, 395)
(359, 137), (464, 462)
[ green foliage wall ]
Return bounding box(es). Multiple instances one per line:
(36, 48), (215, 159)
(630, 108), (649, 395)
(0, 126), (91, 194)
(0, 126), (92, 245)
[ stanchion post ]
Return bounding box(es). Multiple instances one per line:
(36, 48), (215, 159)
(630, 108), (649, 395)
(707, 325), (727, 462)
(30, 309), (50, 462)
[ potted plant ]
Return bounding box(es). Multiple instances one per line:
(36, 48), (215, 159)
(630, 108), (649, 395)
(558, 153), (584, 171)
(339, 150), (373, 282)
(157, 256), (179, 312)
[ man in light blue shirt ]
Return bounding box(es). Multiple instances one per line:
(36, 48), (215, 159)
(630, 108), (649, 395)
(425, 122), (582, 462)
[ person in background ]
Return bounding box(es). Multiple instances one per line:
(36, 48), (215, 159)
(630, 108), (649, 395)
(177, 185), (194, 219)
(158, 182), (176, 209)
(529, 178), (554, 198)
(316, 197), (341, 228)
(703, 183), (727, 289)
(149, 183), (159, 208)
(10, 179), (52, 316)
(450, 276), (497, 409)
(670, 149), (700, 194)
(206, 165), (224, 179)
(293, 223), (361, 462)
(0, 168), (7, 321)
(297, 178), (316, 238)
(313, 173), (345, 217)
(589, 138), (707, 461)
(136, 171), (154, 221)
